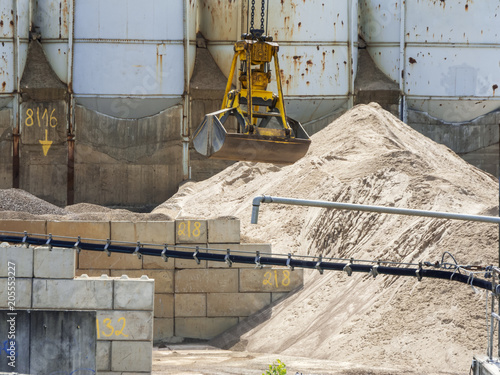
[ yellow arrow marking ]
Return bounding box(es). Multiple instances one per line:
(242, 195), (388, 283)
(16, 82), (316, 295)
(39, 129), (53, 156)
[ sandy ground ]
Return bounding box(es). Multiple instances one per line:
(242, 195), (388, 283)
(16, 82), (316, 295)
(152, 344), (444, 375)
(1, 103), (498, 373)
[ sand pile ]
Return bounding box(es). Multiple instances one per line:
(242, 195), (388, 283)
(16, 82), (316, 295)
(0, 102), (497, 372)
(154, 103), (499, 372)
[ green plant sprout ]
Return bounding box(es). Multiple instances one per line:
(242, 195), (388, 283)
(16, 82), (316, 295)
(263, 359), (287, 375)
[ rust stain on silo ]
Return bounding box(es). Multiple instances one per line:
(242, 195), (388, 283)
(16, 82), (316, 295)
(1, 82), (5, 91)
(409, 57), (417, 64)
(493, 84), (498, 96)
(62, 1), (69, 37)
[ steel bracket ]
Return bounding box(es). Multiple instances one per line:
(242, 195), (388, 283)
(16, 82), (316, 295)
(134, 242), (142, 259)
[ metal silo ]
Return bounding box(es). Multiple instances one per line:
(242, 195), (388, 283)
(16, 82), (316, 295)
(32, 0), (72, 86)
(359, 0), (500, 123)
(198, 0), (358, 125)
(70, 0), (197, 119)
(0, 0), (30, 106)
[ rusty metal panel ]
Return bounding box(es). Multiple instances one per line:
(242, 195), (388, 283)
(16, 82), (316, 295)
(200, 0), (240, 42)
(35, 0), (71, 84)
(0, 0), (30, 95)
(39, 42), (70, 83)
(406, 1), (500, 44)
(359, 1), (401, 45)
(268, 0), (350, 42)
(74, 43), (184, 96)
(0, 1), (15, 38)
(0, 42), (14, 94)
(359, 0), (500, 122)
(34, 0), (70, 39)
(69, 0), (195, 118)
(75, 0), (184, 40)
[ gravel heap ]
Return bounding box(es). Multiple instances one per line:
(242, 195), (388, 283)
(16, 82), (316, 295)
(0, 189), (67, 216)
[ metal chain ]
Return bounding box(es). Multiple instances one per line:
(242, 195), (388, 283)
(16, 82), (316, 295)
(260, 0), (265, 30)
(250, 0), (255, 31)
(249, 0), (266, 35)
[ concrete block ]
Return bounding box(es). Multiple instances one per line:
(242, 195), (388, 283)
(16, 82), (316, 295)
(272, 292), (289, 302)
(207, 293), (271, 317)
(0, 244), (34, 277)
(111, 221), (175, 245)
(97, 341), (111, 371)
(174, 245), (208, 269)
(76, 268), (110, 277)
(136, 221), (175, 244)
(79, 251), (142, 270)
(208, 243), (272, 268)
(175, 294), (206, 317)
(154, 294), (174, 318)
(142, 254), (174, 270)
(175, 220), (207, 243)
(110, 270), (174, 294)
(239, 268), (303, 292)
(111, 341), (152, 372)
(34, 246), (76, 279)
(114, 276), (154, 311)
(208, 219), (240, 243)
(175, 269), (238, 293)
(0, 278), (32, 308)
(175, 317), (238, 340)
(32, 277), (113, 309)
(0, 219), (46, 236)
(47, 220), (110, 243)
(154, 318), (174, 341)
(97, 310), (153, 341)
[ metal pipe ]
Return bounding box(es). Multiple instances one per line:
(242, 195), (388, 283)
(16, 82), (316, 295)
(182, 0), (191, 180)
(12, 0), (20, 189)
(67, 0), (74, 92)
(347, 0), (355, 109)
(251, 195), (500, 225)
(398, 0), (407, 123)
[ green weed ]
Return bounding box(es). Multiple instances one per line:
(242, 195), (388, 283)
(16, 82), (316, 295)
(263, 359), (287, 375)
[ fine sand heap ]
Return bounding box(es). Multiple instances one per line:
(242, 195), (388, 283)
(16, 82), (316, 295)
(154, 103), (498, 372)
(0, 103), (498, 372)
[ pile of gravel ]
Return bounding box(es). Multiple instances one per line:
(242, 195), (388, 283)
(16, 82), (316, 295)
(0, 189), (67, 216)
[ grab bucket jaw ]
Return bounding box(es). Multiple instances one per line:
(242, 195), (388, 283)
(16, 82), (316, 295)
(193, 111), (311, 165)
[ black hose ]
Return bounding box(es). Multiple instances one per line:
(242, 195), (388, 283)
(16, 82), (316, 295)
(0, 234), (493, 292)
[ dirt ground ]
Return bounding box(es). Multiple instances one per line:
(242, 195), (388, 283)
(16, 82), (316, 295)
(2, 103), (498, 374)
(152, 344), (464, 375)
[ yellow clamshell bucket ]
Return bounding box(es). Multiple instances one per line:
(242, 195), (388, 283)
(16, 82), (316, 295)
(192, 36), (311, 165)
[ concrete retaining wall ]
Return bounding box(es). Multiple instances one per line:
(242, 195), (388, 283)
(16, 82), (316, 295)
(0, 242), (154, 375)
(0, 218), (304, 343)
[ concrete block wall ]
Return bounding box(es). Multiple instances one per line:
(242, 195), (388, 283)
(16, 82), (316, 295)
(0, 218), (304, 343)
(0, 242), (154, 375)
